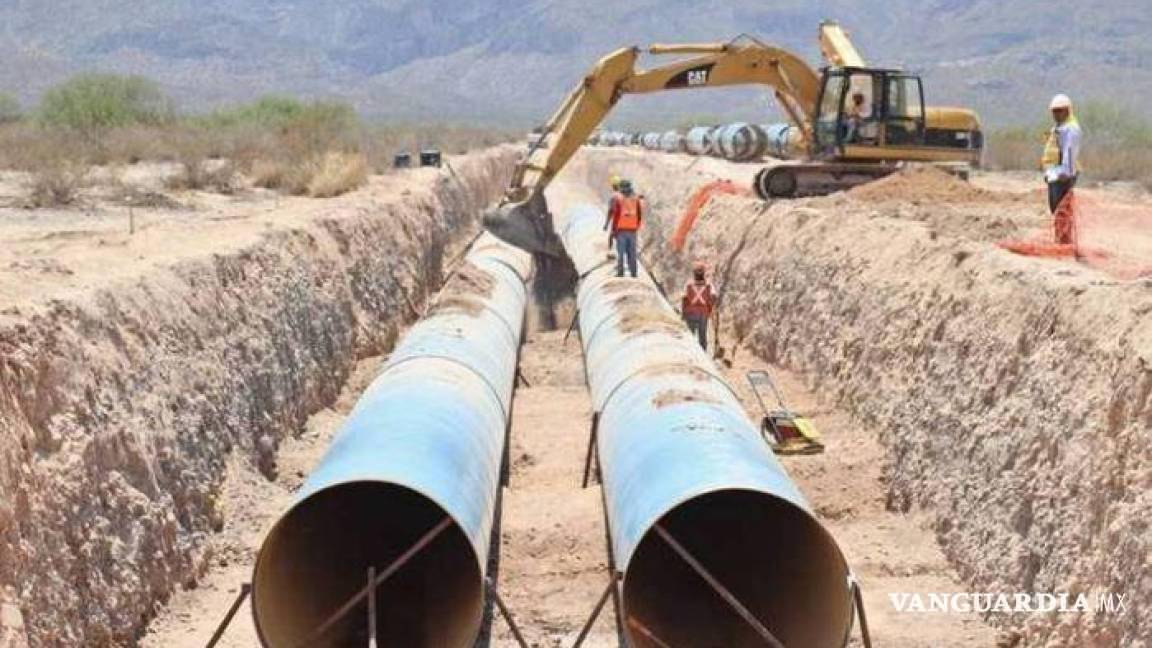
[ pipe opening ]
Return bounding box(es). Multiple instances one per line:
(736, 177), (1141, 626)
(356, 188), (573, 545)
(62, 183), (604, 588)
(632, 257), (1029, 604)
(252, 482), (482, 648)
(624, 489), (853, 648)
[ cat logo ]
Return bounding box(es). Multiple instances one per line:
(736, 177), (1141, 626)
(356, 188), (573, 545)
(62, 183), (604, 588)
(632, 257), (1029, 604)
(666, 64), (715, 89)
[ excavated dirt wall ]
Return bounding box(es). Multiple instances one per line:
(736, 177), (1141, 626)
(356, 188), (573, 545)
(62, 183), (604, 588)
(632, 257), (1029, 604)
(589, 150), (1150, 647)
(0, 147), (516, 646)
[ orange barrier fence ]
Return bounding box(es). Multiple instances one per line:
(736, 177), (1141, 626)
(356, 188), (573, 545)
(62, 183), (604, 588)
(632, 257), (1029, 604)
(998, 190), (1152, 280)
(671, 179), (752, 251)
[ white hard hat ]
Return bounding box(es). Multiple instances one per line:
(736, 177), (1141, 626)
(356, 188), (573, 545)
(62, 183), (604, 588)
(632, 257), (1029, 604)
(1049, 94), (1072, 110)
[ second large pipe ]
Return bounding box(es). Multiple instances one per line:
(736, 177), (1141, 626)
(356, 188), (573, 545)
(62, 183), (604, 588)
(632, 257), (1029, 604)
(559, 204), (854, 647)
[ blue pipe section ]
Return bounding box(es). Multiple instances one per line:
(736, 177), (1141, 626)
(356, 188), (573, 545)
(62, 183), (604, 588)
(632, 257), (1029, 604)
(251, 233), (532, 648)
(558, 204), (853, 646)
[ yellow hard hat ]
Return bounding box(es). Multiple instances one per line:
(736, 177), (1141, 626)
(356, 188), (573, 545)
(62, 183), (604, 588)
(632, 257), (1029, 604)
(609, 175), (622, 189)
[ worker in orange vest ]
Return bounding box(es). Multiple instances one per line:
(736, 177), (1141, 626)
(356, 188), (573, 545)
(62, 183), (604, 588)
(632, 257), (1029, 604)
(681, 262), (716, 350)
(604, 179), (643, 277)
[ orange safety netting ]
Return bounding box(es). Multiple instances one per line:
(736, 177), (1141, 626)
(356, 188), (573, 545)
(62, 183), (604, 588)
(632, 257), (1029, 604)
(997, 190), (1152, 280)
(671, 179), (752, 251)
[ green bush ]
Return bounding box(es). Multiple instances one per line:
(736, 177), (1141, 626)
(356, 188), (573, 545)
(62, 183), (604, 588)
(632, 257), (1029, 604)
(0, 93), (21, 123)
(38, 73), (173, 132)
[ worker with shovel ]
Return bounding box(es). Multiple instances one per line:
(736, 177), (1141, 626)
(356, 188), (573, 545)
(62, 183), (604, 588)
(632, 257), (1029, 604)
(1041, 94), (1082, 244)
(680, 261), (716, 350)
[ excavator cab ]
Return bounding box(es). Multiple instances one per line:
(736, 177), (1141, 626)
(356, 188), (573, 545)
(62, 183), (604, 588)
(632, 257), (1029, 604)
(749, 65), (981, 198)
(812, 67), (926, 156)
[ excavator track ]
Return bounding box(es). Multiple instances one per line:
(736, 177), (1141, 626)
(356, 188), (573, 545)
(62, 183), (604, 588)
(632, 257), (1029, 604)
(753, 162), (900, 199)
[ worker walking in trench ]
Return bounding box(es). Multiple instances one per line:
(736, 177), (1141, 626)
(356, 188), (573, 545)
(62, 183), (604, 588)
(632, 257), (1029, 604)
(604, 178), (643, 277)
(681, 262), (716, 350)
(605, 174), (623, 250)
(1041, 94), (1082, 244)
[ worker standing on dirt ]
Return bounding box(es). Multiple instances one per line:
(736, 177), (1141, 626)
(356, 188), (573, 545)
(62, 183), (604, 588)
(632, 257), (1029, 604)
(605, 179), (643, 277)
(1041, 94), (1082, 243)
(681, 262), (716, 350)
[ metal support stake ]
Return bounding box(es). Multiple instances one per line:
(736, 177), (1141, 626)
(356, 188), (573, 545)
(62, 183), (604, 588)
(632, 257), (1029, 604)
(851, 575), (874, 648)
(366, 567), (378, 648)
(292, 517), (453, 648)
(204, 583), (251, 648)
(626, 615), (674, 648)
(484, 578), (530, 648)
(516, 369), (531, 388)
(573, 575), (619, 648)
(654, 524), (785, 648)
(581, 412), (601, 488)
(563, 309), (580, 346)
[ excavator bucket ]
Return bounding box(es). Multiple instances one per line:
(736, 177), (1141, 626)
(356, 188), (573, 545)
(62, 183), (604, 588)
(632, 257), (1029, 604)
(482, 192), (567, 258)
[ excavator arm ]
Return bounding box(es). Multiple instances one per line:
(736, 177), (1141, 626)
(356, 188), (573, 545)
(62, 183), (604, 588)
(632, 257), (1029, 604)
(484, 36), (822, 256)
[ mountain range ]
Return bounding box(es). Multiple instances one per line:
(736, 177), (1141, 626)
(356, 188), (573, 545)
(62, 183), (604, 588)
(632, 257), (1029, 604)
(1, 0), (1148, 128)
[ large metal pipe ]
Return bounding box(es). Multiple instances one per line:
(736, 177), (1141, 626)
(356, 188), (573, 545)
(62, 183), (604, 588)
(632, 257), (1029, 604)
(251, 234), (532, 647)
(685, 126), (717, 155)
(713, 122), (768, 161)
(761, 122), (802, 159)
(659, 130), (685, 153)
(558, 205), (854, 647)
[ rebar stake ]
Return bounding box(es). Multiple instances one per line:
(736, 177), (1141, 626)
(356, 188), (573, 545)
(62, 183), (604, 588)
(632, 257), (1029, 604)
(204, 583), (251, 648)
(581, 412), (601, 488)
(485, 578), (530, 648)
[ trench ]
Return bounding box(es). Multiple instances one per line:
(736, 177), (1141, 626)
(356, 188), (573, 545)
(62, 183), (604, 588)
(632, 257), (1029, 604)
(9, 142), (1122, 647)
(585, 147), (1149, 647)
(0, 147), (518, 647)
(145, 148), (1003, 648)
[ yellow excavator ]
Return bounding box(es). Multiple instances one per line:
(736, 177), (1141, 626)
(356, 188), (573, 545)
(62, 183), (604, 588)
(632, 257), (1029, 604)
(483, 21), (983, 256)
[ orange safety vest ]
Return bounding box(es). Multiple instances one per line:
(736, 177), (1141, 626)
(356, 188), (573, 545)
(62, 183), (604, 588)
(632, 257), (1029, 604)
(614, 195), (642, 231)
(681, 281), (715, 317)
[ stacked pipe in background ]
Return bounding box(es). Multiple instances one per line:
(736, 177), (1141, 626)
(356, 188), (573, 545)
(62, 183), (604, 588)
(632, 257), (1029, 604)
(587, 122), (800, 162)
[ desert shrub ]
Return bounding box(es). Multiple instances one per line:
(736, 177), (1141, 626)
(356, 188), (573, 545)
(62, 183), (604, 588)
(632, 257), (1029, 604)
(0, 93), (21, 124)
(17, 131), (88, 207)
(0, 122), (40, 168)
(1, 86), (515, 204)
(156, 127), (236, 192)
(39, 74), (173, 134)
(306, 152), (368, 197)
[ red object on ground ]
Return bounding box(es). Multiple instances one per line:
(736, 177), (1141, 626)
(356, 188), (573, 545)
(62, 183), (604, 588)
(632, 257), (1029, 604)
(1053, 190), (1076, 245)
(997, 189), (1152, 279)
(671, 180), (751, 251)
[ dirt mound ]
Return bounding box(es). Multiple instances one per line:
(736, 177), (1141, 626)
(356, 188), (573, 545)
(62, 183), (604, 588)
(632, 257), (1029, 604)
(848, 165), (1026, 204)
(592, 148), (1151, 647)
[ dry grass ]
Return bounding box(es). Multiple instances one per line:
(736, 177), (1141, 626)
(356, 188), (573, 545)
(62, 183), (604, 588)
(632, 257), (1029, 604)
(27, 161), (86, 207)
(0, 86), (516, 208)
(163, 130), (236, 193)
(306, 152), (368, 197)
(7, 130), (89, 207)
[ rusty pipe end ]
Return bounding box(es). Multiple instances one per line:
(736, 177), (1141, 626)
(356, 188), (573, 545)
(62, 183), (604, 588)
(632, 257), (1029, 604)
(623, 489), (853, 648)
(251, 482), (483, 647)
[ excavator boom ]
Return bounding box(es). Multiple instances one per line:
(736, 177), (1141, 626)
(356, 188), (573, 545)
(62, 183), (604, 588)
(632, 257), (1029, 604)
(483, 37), (822, 256)
(484, 21), (981, 256)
